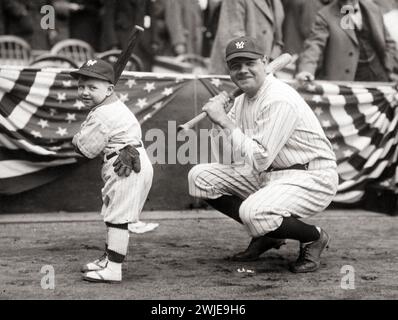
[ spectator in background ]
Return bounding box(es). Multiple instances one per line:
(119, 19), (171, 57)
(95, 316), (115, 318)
(2, 0), (35, 44)
(0, 0), (6, 35)
(296, 0), (397, 82)
(2, 0), (54, 50)
(372, 0), (398, 12)
(68, 0), (103, 51)
(29, 0), (56, 50)
(101, 0), (154, 71)
(373, 0), (398, 74)
(281, 0), (304, 55)
(282, 0), (334, 55)
(202, 0), (222, 57)
(164, 0), (205, 56)
(100, 0), (146, 51)
(209, 0), (285, 74)
(150, 0), (174, 56)
(49, 0), (78, 46)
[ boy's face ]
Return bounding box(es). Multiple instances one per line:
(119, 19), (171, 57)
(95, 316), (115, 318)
(77, 77), (114, 108)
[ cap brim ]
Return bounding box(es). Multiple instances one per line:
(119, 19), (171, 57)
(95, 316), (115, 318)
(70, 69), (112, 82)
(226, 52), (263, 62)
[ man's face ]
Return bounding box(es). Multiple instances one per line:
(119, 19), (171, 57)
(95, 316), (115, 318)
(77, 77), (113, 108)
(227, 57), (267, 97)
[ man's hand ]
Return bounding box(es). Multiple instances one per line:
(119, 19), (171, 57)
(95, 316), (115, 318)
(295, 71), (315, 82)
(113, 145), (141, 177)
(202, 91), (236, 130)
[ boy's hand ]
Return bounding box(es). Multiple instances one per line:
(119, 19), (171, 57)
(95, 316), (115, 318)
(113, 145), (141, 177)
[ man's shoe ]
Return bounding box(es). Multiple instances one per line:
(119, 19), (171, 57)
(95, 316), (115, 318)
(229, 236), (286, 262)
(82, 266), (121, 284)
(81, 252), (108, 273)
(290, 229), (330, 273)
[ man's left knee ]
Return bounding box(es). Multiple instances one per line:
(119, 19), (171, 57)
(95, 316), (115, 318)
(187, 164), (206, 185)
(238, 199), (257, 226)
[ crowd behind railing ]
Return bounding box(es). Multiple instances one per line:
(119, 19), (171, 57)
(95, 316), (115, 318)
(0, 0), (397, 81)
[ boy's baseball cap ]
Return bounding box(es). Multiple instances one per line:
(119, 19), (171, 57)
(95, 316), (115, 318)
(70, 59), (115, 84)
(225, 36), (264, 62)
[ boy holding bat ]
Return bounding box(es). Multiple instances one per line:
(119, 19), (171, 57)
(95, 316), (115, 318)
(188, 36), (339, 273)
(71, 59), (153, 283)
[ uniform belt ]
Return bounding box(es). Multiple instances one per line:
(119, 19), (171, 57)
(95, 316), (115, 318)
(105, 142), (143, 160)
(267, 163), (309, 172)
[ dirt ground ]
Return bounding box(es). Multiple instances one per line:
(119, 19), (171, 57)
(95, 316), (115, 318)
(0, 209), (397, 300)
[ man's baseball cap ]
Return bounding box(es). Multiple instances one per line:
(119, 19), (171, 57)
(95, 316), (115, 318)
(70, 59), (115, 84)
(225, 36), (264, 62)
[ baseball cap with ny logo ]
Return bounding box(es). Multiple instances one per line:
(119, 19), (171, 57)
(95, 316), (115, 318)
(225, 36), (265, 62)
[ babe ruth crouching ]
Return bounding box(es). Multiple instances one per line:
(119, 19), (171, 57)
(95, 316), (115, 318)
(71, 59), (153, 283)
(188, 36), (339, 273)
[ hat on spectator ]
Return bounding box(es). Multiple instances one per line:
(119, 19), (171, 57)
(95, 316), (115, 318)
(225, 36), (264, 62)
(70, 59), (115, 84)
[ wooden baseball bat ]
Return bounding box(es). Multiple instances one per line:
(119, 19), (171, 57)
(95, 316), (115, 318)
(113, 25), (144, 84)
(177, 53), (293, 132)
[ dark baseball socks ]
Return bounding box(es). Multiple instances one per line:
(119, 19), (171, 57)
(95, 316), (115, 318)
(206, 195), (243, 223)
(267, 217), (321, 243)
(206, 195), (321, 243)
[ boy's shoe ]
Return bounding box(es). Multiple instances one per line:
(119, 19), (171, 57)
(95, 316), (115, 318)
(81, 252), (108, 273)
(82, 266), (122, 284)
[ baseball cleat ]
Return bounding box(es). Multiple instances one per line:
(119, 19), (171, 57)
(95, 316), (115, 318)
(82, 267), (122, 284)
(228, 236), (286, 261)
(289, 229), (330, 273)
(81, 252), (108, 273)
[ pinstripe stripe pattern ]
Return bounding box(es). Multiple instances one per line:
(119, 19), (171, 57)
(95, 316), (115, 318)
(72, 99), (153, 225)
(73, 100), (143, 159)
(101, 148), (153, 224)
(228, 74), (337, 171)
(189, 75), (339, 236)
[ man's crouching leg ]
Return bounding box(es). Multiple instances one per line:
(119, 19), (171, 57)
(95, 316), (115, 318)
(240, 205), (330, 273)
(83, 222), (129, 283)
(206, 195), (285, 261)
(266, 217), (330, 273)
(188, 164), (285, 261)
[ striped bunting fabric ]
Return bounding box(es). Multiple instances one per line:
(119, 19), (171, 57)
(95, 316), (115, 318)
(1, 66), (397, 204)
(295, 81), (398, 203)
(0, 67), (191, 194)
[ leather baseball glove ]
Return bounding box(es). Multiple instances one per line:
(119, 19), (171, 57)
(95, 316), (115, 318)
(113, 145), (141, 177)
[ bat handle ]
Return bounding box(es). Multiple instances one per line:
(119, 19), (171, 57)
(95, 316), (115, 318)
(177, 112), (208, 132)
(177, 88), (242, 132)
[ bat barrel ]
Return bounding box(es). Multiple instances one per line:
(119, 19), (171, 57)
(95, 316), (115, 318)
(113, 25), (145, 83)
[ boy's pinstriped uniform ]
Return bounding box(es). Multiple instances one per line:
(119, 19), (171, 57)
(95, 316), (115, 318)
(73, 99), (153, 225)
(189, 74), (339, 237)
(71, 58), (153, 283)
